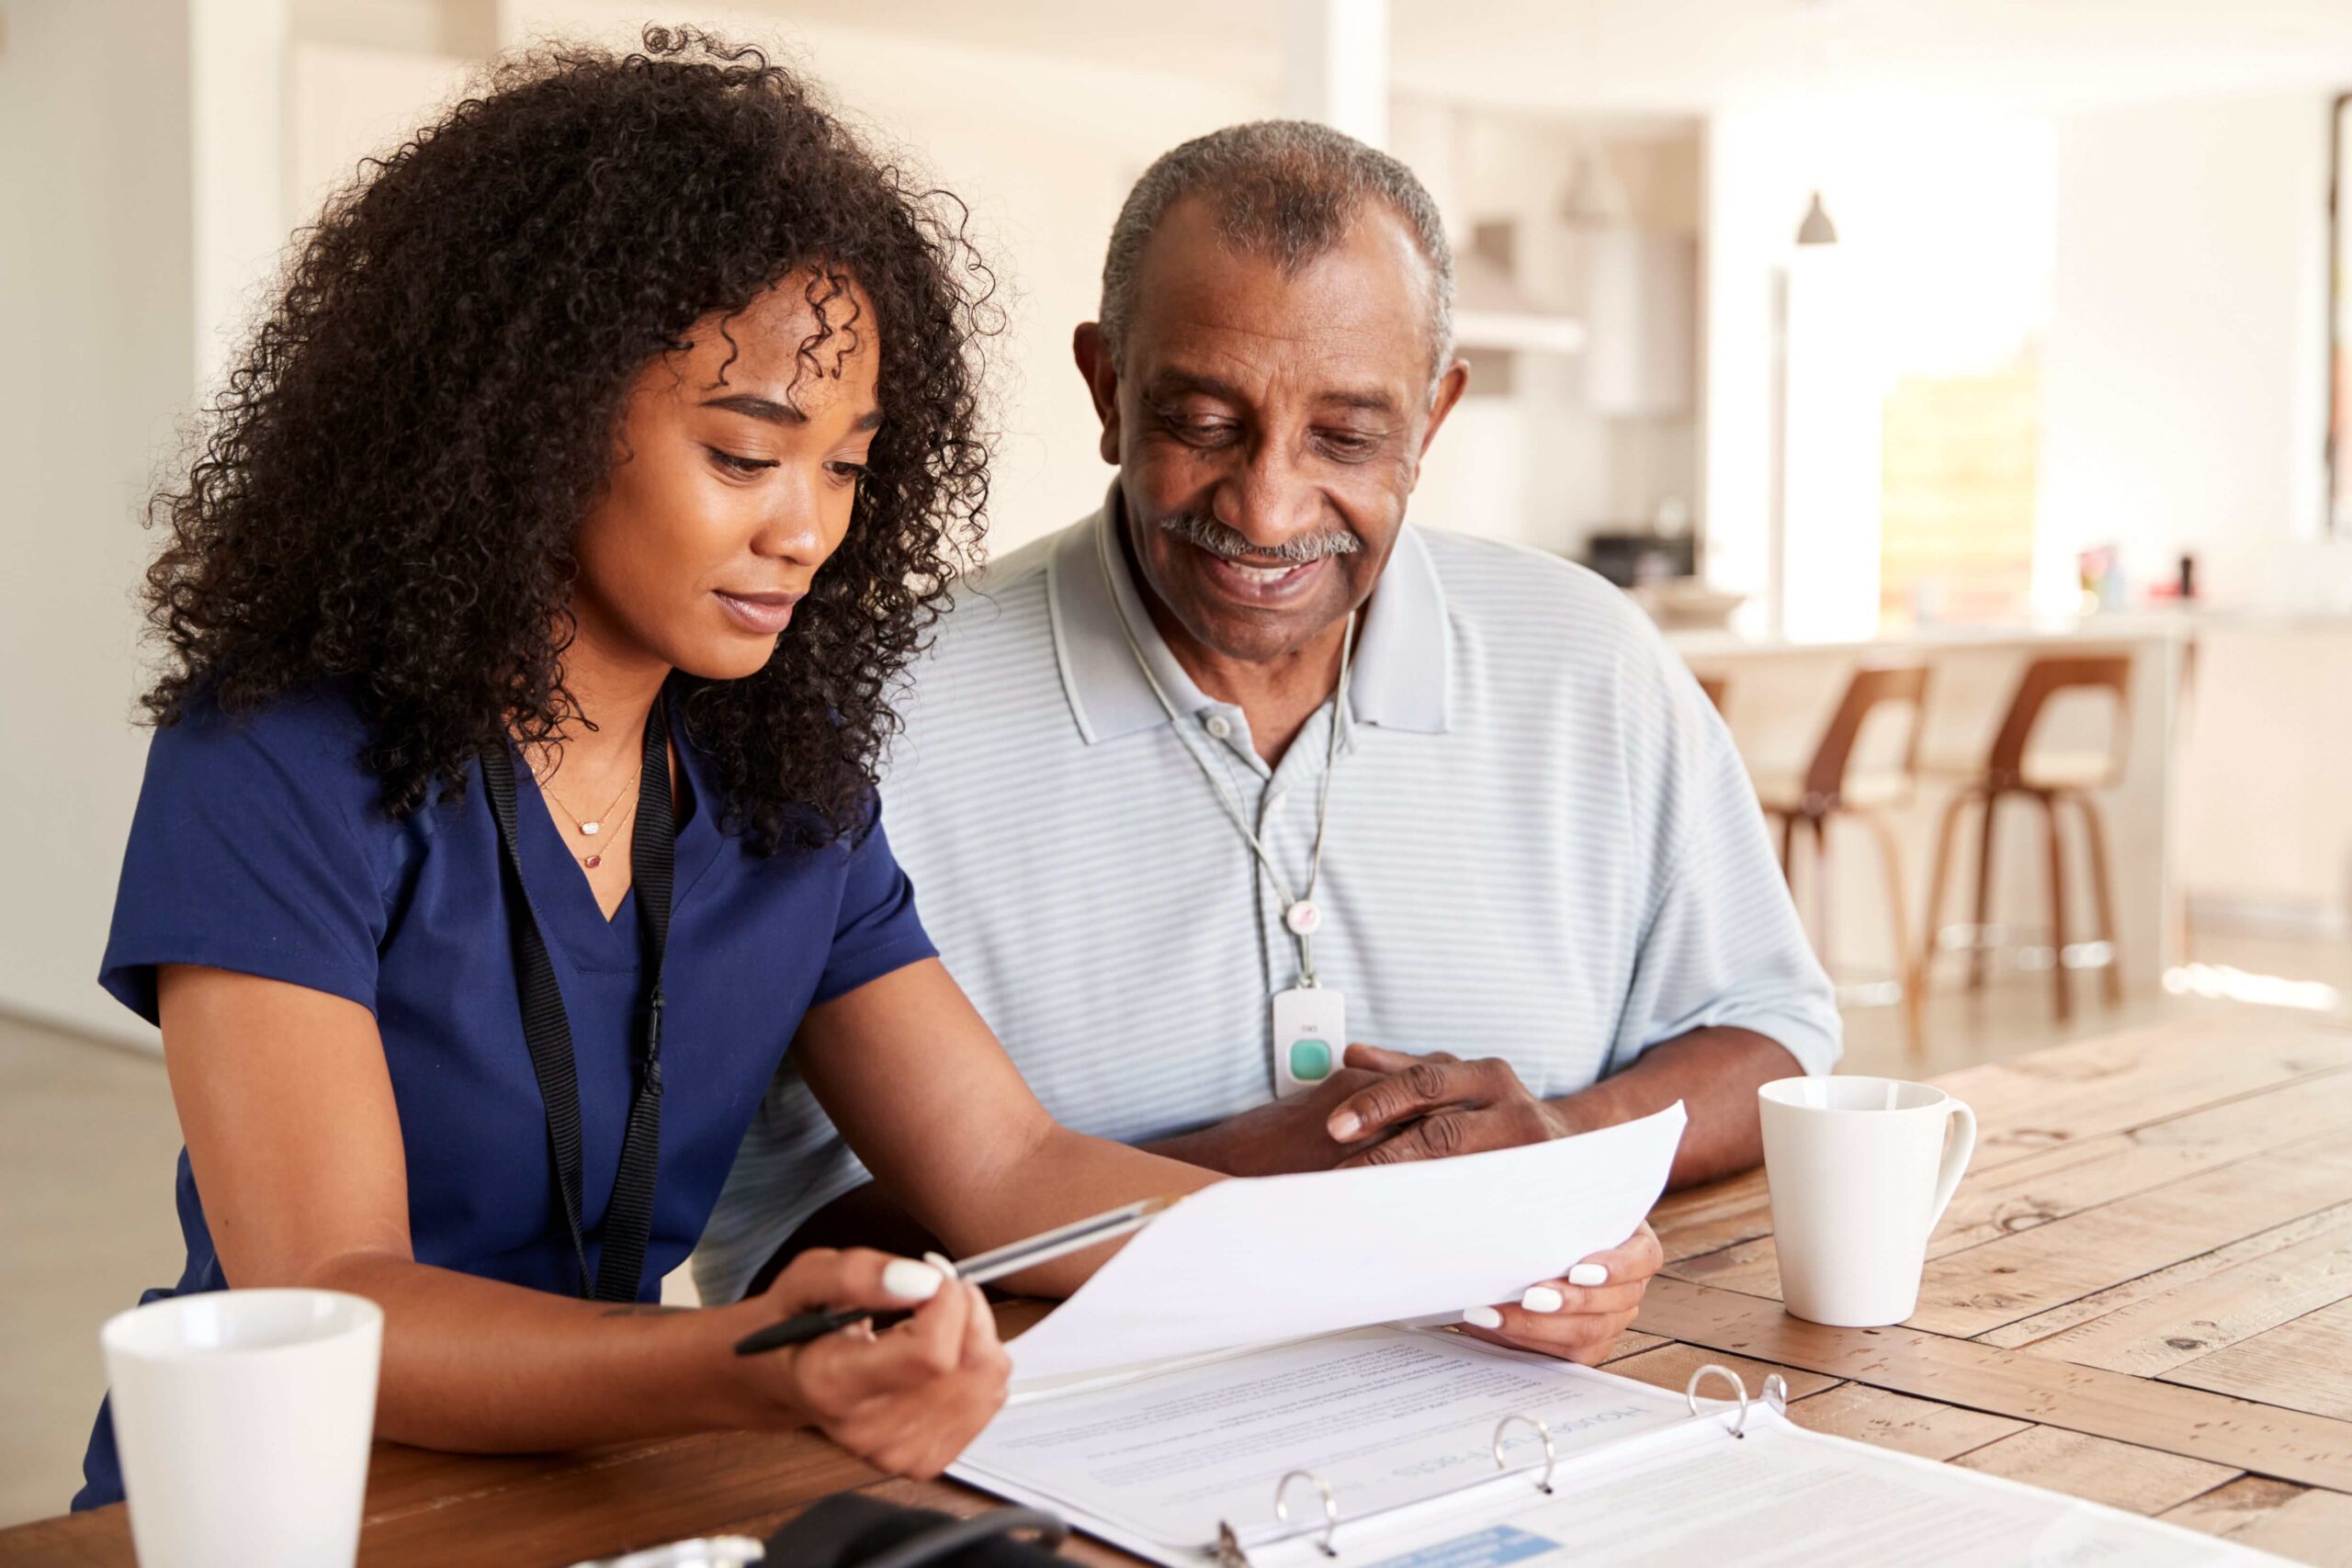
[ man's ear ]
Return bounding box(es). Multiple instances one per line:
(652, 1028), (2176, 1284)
(1418, 359), (1471, 459)
(1073, 321), (1122, 465)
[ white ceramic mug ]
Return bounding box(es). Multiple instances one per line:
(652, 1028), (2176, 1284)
(1758, 1076), (1977, 1327)
(101, 1289), (382, 1568)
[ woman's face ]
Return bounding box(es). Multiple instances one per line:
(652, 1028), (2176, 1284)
(570, 275), (882, 682)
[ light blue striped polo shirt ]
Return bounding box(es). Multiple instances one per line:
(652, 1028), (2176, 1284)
(693, 494), (1839, 1303)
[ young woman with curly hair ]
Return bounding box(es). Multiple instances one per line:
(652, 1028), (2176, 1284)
(76, 28), (1209, 1509)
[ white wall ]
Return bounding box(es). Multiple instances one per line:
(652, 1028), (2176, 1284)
(0, 0), (198, 1044)
(2041, 89), (2352, 612)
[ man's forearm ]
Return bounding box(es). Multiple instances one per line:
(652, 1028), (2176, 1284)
(918, 1123), (1219, 1299)
(1545, 1028), (1801, 1189)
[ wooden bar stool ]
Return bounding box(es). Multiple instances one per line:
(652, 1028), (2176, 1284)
(1749, 664), (1930, 1052)
(1919, 653), (2132, 1021)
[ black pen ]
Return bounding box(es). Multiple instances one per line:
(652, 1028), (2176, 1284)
(730, 1195), (1175, 1357)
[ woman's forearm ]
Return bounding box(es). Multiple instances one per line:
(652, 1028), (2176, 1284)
(303, 1249), (771, 1451)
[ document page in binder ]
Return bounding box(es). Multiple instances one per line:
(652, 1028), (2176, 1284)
(1003, 1101), (1686, 1382)
(960, 1334), (2287, 1568)
(956, 1325), (1692, 1555)
(1234, 1407), (2288, 1568)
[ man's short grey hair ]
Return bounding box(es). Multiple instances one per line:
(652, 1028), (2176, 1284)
(1098, 120), (1455, 396)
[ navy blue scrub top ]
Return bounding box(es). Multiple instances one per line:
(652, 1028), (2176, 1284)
(74, 684), (935, 1509)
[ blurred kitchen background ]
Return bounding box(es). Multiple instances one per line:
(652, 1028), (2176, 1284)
(8, 0), (2352, 1522)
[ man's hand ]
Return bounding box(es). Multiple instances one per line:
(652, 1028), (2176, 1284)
(1325, 1045), (1582, 1167)
(1455, 1223), (1662, 1365)
(1146, 1067), (1399, 1178)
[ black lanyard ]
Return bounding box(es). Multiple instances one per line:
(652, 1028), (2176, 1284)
(479, 702), (674, 1303)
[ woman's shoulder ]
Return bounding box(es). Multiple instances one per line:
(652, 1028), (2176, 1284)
(144, 681), (388, 818)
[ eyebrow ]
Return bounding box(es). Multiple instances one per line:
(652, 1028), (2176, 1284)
(1145, 370), (1400, 418)
(702, 392), (884, 432)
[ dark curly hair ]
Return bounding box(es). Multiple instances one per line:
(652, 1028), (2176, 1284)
(141, 27), (994, 852)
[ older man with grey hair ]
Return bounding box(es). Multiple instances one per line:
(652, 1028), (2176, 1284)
(697, 121), (1838, 1363)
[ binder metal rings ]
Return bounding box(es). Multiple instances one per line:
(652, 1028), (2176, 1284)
(1273, 1470), (1340, 1557)
(1489, 1413), (1557, 1494)
(1685, 1363), (1752, 1438)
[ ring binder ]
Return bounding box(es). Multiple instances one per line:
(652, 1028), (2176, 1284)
(1272, 1471), (1340, 1558)
(967, 1335), (2247, 1568)
(1685, 1363), (1751, 1438)
(1489, 1413), (1557, 1494)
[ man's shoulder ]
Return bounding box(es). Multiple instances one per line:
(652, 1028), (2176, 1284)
(889, 517), (1086, 763)
(925, 522), (1070, 655)
(1414, 525), (1667, 662)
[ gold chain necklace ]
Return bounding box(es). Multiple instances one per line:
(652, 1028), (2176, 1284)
(535, 767), (639, 869)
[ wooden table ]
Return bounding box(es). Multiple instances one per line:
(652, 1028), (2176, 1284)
(7, 1017), (2351, 1566)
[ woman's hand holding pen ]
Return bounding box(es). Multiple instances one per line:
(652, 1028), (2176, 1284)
(722, 1247), (1010, 1477)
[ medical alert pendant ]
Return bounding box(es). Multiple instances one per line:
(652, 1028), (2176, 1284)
(1283, 899), (1321, 937)
(1272, 986), (1345, 1099)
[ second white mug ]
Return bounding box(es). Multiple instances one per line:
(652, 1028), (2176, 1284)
(1758, 1076), (1976, 1327)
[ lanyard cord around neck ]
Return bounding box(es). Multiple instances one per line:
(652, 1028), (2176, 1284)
(1095, 513), (1354, 987)
(480, 703), (674, 1302)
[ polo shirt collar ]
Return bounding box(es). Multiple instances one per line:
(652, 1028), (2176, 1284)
(1045, 486), (1452, 747)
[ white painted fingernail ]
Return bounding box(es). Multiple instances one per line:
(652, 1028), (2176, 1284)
(1462, 1305), (1504, 1329)
(922, 1250), (958, 1280)
(1568, 1263), (1609, 1287)
(1521, 1286), (1565, 1314)
(882, 1258), (945, 1301)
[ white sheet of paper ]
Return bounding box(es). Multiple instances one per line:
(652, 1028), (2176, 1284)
(1004, 1101), (1686, 1382)
(960, 1326), (1691, 1552)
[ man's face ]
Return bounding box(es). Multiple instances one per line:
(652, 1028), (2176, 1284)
(1078, 197), (1466, 663)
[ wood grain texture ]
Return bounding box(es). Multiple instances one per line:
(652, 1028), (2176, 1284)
(1904, 1132), (2352, 1337)
(1600, 1341), (1841, 1403)
(1980, 1201), (2352, 1351)
(2165, 1297), (2352, 1421)
(1649, 1020), (2352, 1270)
(1923, 1021), (2352, 1169)
(1632, 1275), (2352, 1490)
(1595, 1329), (1673, 1363)
(2160, 1475), (2311, 1538)
(1665, 1068), (2352, 1302)
(1782, 1385), (2024, 1459)
(2222, 1487), (2352, 1567)
(2010, 1213), (2352, 1376)
(1951, 1426), (2238, 1514)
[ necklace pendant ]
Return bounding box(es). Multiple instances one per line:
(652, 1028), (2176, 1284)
(583, 853), (603, 869)
(580, 821), (601, 836)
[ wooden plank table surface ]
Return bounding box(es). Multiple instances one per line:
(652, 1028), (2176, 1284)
(6, 1015), (2351, 1566)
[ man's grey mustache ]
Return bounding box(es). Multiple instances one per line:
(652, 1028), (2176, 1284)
(1154, 511), (1363, 565)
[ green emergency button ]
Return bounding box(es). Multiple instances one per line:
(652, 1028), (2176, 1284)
(1289, 1039), (1333, 1081)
